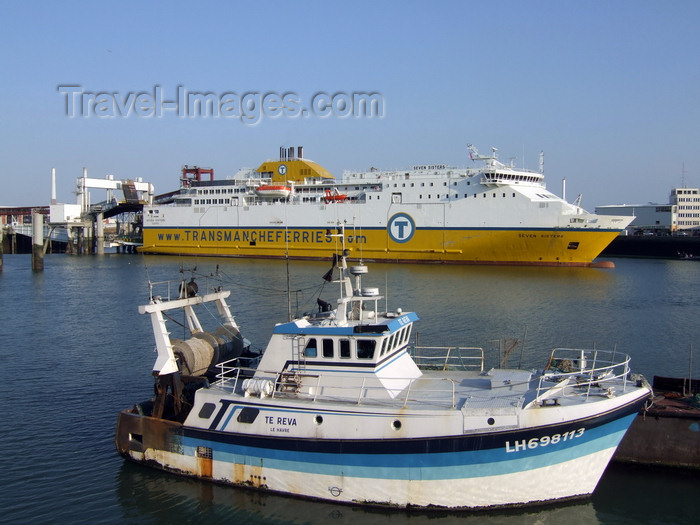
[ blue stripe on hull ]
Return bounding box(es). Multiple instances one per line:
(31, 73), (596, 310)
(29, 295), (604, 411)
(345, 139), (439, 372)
(181, 412), (637, 481)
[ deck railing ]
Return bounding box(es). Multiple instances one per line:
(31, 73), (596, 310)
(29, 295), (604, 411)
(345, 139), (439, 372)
(532, 348), (635, 406)
(411, 345), (484, 372)
(213, 347), (638, 410)
(147, 276), (225, 303)
(214, 360), (461, 408)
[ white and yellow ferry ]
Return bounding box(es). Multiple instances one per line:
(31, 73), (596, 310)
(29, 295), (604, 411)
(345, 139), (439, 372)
(140, 145), (633, 266)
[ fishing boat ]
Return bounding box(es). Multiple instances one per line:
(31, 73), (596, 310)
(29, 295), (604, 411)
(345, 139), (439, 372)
(116, 234), (652, 509)
(139, 145), (633, 266)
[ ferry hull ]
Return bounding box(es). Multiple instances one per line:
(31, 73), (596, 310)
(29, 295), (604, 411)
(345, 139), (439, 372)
(141, 146), (633, 265)
(116, 397), (644, 509)
(141, 226), (622, 266)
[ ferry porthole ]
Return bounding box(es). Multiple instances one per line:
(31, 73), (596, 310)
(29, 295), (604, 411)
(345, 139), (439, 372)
(487, 417), (495, 426)
(315, 415), (323, 425)
(392, 420), (402, 430)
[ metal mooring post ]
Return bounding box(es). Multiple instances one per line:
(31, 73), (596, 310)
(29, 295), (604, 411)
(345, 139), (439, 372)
(32, 211), (44, 271)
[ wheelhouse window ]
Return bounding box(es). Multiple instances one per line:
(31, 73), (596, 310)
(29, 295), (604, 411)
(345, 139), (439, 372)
(304, 338), (317, 358)
(380, 337), (389, 356)
(322, 338), (334, 358)
(356, 339), (376, 359)
(340, 339), (351, 359)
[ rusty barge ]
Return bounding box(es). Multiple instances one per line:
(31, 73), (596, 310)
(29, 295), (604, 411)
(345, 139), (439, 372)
(614, 376), (700, 469)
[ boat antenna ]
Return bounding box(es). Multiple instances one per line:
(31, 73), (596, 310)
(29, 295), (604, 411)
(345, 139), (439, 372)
(517, 325), (528, 369)
(284, 200), (292, 321)
(385, 271), (389, 314)
(286, 250), (292, 322)
(686, 343), (694, 397)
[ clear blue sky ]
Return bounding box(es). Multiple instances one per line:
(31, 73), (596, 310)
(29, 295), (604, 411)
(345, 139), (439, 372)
(2, 0), (698, 209)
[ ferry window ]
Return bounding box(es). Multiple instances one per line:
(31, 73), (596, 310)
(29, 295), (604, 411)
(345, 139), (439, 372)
(340, 339), (350, 359)
(380, 337), (389, 356)
(304, 338), (317, 358)
(357, 339), (376, 359)
(322, 339), (334, 358)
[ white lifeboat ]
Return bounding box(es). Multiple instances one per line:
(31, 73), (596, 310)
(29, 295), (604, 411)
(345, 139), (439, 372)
(255, 185), (292, 198)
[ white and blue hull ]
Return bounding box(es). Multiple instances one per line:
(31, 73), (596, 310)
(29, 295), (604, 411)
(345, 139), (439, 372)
(117, 397), (644, 509)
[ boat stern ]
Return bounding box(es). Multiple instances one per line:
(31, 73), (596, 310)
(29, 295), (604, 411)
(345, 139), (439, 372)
(115, 407), (184, 464)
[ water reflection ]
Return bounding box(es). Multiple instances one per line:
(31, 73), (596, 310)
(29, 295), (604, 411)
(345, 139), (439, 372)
(115, 461), (700, 524)
(115, 461), (601, 524)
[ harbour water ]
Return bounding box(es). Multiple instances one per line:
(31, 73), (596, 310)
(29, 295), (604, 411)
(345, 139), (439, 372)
(1, 253), (698, 524)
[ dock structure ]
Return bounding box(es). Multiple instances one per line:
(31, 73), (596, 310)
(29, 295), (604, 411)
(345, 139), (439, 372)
(614, 376), (700, 469)
(31, 211), (44, 271)
(1, 168), (154, 260)
(50, 167), (153, 254)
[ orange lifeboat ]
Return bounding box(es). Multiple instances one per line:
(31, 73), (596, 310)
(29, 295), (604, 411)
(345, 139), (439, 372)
(324, 188), (348, 203)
